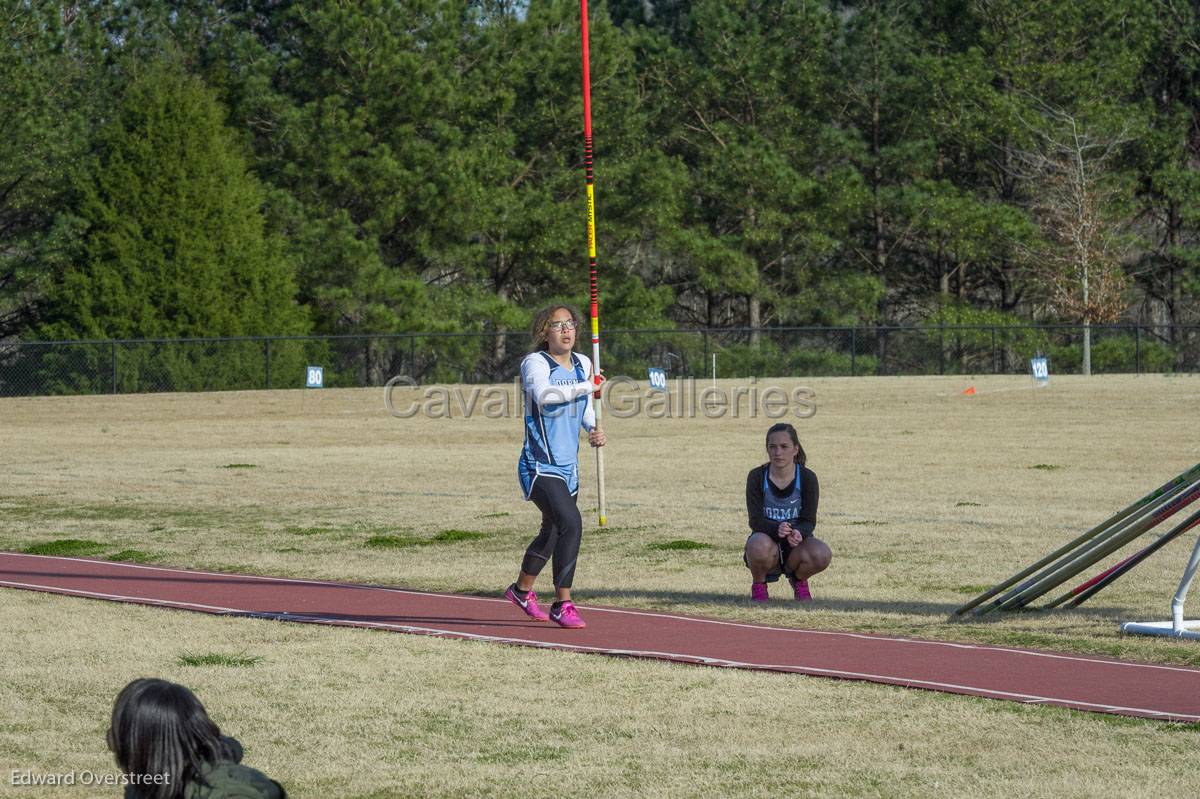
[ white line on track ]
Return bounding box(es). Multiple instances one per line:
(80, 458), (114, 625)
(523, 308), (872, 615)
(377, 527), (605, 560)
(6, 553), (1200, 678)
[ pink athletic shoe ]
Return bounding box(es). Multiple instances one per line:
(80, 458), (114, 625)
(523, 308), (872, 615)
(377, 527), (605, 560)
(549, 600), (586, 629)
(792, 578), (812, 602)
(505, 584), (549, 621)
(751, 583), (769, 602)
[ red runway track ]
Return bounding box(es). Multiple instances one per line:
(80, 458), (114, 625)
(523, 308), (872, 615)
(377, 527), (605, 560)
(4, 553), (1199, 723)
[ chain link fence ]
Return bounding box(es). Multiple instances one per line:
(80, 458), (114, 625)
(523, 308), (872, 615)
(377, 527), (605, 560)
(1, 324), (1197, 397)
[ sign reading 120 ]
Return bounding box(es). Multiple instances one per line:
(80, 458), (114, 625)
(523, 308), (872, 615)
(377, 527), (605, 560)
(1030, 357), (1049, 384)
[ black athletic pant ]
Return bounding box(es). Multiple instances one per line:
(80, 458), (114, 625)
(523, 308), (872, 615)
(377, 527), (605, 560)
(520, 476), (583, 589)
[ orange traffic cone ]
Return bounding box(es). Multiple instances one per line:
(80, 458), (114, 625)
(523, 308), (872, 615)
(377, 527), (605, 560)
(962, 385), (976, 396)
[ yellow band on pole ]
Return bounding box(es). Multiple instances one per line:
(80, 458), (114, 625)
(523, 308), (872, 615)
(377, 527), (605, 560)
(586, 185), (596, 258)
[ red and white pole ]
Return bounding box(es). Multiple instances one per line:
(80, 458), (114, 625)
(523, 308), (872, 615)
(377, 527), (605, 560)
(580, 0), (606, 526)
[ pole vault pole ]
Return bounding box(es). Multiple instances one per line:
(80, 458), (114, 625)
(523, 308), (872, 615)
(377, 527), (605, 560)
(580, 0), (607, 526)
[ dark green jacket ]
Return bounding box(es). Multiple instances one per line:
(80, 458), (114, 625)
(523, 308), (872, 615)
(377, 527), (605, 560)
(124, 738), (285, 799)
(182, 760), (285, 799)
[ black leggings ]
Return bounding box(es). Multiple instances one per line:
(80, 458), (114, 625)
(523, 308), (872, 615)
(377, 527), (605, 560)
(520, 476), (583, 589)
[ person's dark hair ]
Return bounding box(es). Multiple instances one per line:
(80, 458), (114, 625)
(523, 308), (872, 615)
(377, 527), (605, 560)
(530, 304), (582, 351)
(107, 678), (233, 799)
(766, 422), (806, 466)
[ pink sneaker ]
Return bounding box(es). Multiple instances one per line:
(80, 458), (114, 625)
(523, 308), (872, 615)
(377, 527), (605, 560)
(549, 600), (586, 629)
(751, 583), (769, 602)
(505, 584), (549, 621)
(792, 578), (812, 602)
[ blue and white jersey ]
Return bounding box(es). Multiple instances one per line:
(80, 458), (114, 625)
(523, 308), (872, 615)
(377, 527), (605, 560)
(761, 467), (803, 524)
(517, 350), (596, 498)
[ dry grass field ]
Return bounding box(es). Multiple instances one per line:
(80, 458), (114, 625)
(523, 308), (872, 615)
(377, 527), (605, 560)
(2, 374), (1199, 798)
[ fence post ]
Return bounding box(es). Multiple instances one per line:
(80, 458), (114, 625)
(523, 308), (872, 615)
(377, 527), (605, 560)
(410, 335), (416, 380)
(850, 327), (857, 377)
(1135, 326), (1141, 375)
(110, 341), (117, 394)
(991, 327), (998, 374)
(702, 330), (709, 378)
(264, 338), (271, 389)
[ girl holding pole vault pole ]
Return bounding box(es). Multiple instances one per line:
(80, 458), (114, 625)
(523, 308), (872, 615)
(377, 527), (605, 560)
(505, 306), (605, 629)
(504, 0), (609, 628)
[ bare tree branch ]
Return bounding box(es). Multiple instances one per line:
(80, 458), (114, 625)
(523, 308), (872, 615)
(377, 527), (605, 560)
(1009, 98), (1134, 323)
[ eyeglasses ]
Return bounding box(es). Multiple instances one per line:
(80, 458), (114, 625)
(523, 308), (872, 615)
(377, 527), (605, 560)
(548, 320), (579, 332)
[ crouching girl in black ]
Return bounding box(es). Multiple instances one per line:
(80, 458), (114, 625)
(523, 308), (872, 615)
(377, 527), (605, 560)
(744, 423), (831, 602)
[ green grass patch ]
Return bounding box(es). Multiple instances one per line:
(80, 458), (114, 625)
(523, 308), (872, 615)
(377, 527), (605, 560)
(365, 530), (486, 548)
(849, 520), (887, 526)
(1030, 464), (1062, 471)
(221, 463), (258, 469)
(955, 501), (982, 507)
(364, 535), (425, 549)
(478, 512), (511, 518)
(177, 652), (264, 668)
(106, 549), (158, 564)
(22, 538), (107, 557)
(649, 539), (714, 551)
(432, 529), (487, 543)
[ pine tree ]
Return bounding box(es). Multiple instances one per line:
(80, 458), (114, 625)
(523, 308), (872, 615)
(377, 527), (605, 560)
(0, 4), (92, 340)
(39, 58), (306, 341)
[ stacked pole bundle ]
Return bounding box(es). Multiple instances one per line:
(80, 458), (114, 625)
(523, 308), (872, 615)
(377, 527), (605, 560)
(955, 463), (1200, 617)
